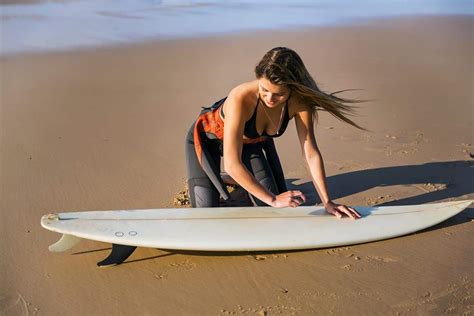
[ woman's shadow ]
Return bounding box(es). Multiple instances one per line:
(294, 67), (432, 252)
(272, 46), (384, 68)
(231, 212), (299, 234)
(287, 159), (474, 225)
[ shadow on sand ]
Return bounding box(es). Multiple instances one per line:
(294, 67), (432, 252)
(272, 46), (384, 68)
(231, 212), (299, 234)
(286, 159), (474, 233)
(288, 160), (473, 207)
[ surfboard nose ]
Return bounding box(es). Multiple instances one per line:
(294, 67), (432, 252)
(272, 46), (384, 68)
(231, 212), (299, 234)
(438, 200), (473, 211)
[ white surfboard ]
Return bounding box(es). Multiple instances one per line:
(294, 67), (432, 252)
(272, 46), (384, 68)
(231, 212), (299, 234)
(41, 201), (472, 265)
(41, 201), (472, 251)
(41, 200), (471, 263)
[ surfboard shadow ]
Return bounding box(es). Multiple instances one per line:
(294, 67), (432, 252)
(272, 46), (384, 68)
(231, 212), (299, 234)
(150, 248), (308, 258)
(119, 253), (175, 265)
(72, 247), (111, 255)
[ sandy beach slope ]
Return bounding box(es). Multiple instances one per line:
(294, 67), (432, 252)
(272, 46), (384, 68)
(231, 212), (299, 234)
(1, 15), (473, 315)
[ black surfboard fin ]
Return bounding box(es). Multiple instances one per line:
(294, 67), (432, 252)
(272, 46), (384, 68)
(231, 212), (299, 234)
(97, 244), (137, 267)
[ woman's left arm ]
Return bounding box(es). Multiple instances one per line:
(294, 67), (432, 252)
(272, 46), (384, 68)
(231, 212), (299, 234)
(295, 107), (361, 219)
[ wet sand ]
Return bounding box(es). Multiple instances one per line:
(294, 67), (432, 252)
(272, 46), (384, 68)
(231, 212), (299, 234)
(1, 15), (473, 315)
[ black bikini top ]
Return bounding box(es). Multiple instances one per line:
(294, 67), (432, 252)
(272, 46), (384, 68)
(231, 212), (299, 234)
(220, 96), (290, 139)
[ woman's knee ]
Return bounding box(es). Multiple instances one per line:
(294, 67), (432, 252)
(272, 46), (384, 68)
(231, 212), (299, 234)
(187, 177), (220, 208)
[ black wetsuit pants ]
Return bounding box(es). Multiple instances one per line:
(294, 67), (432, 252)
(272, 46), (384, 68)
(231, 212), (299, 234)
(185, 124), (287, 208)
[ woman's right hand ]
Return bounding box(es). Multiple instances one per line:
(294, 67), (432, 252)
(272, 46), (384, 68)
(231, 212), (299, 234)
(270, 190), (306, 208)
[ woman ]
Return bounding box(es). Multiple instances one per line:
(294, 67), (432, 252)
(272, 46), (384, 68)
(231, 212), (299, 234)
(185, 47), (362, 219)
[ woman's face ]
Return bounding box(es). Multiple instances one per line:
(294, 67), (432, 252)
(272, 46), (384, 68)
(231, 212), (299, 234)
(258, 77), (291, 108)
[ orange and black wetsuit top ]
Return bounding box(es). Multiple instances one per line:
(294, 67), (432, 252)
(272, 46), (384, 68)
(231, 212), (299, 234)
(193, 96), (290, 200)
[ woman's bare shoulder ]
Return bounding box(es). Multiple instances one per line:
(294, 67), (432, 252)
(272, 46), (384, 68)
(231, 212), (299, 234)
(229, 80), (258, 100)
(225, 80), (258, 118)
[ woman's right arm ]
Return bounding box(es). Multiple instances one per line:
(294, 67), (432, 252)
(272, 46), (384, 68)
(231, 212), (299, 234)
(223, 90), (305, 207)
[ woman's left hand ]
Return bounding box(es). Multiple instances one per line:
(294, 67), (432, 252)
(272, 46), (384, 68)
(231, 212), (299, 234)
(325, 201), (361, 220)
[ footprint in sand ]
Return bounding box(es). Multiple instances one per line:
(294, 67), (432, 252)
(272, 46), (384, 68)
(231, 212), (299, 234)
(409, 130), (429, 145)
(381, 130), (430, 156)
(459, 143), (472, 157)
(169, 259), (196, 270)
(414, 183), (448, 193)
(397, 147), (418, 155)
(385, 134), (398, 140)
(366, 255), (397, 264)
(366, 195), (392, 206)
(222, 303), (298, 316)
(326, 247), (351, 255)
(346, 253), (362, 261)
(251, 254), (289, 261)
(140, 267), (170, 280)
(394, 276), (472, 315)
(253, 255), (267, 261)
(142, 260), (196, 280)
(341, 264), (353, 271)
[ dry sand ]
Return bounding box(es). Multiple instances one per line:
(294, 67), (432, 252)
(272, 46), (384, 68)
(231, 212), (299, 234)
(1, 15), (473, 315)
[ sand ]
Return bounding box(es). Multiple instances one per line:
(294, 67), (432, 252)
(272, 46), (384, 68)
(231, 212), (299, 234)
(1, 15), (473, 315)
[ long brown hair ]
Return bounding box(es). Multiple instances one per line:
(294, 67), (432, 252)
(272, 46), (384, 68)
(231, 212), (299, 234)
(255, 47), (366, 130)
